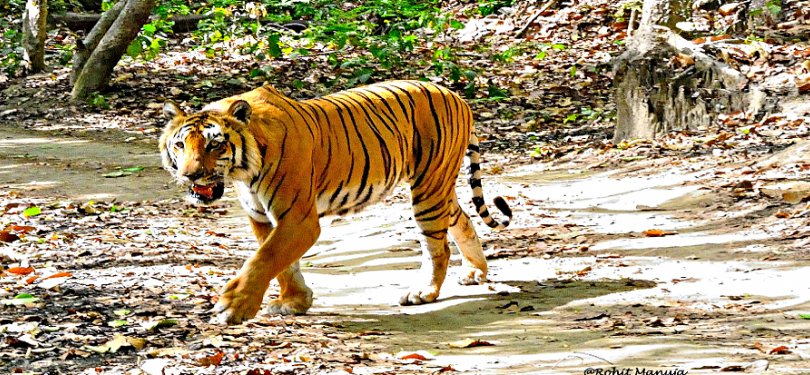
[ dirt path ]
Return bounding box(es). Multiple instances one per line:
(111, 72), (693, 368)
(2, 125), (810, 374)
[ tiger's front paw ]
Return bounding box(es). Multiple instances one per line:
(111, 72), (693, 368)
(399, 286), (440, 306)
(211, 275), (265, 325)
(267, 287), (313, 315)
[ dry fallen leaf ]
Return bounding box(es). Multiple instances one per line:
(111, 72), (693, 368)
(7, 225), (36, 233)
(7, 267), (35, 275)
(43, 271), (73, 280)
(643, 229), (677, 237)
(769, 345), (790, 355)
(400, 352), (428, 361)
(576, 266), (592, 277)
(0, 230), (20, 243)
(448, 338), (495, 348)
(674, 53), (695, 68)
(197, 351), (225, 366)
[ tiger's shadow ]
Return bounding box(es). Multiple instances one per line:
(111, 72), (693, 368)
(317, 278), (656, 353)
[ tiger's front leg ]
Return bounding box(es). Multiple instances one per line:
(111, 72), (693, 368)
(213, 213), (321, 325)
(247, 219), (313, 316)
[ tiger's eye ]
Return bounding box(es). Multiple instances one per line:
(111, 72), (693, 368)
(209, 140), (221, 149)
(174, 141), (184, 149)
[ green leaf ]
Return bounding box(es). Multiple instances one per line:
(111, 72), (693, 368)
(126, 41), (142, 58)
(799, 314), (810, 319)
(121, 166), (144, 173)
(143, 23), (157, 34)
(108, 320), (128, 328)
(357, 72), (372, 83)
(23, 206), (41, 217)
(142, 318), (178, 331)
(168, 294), (189, 300)
(114, 309), (131, 317)
(268, 33), (282, 58)
(570, 65), (577, 77)
(450, 19), (464, 29)
(4, 293), (39, 305)
(534, 50), (547, 60)
(564, 113), (579, 124)
(552, 43), (567, 51)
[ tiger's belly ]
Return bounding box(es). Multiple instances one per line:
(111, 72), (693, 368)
(315, 177), (403, 217)
(233, 176), (403, 224)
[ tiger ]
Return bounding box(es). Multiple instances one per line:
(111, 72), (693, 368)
(160, 80), (512, 325)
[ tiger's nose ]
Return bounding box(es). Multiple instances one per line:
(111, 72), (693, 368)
(182, 170), (205, 181)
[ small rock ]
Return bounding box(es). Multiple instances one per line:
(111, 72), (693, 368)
(761, 181), (810, 204)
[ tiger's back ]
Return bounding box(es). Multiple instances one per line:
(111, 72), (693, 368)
(306, 81), (474, 217)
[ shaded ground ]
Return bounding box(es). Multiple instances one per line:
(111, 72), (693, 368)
(2, 119), (810, 374)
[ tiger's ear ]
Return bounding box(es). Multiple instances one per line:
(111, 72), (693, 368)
(163, 101), (185, 119)
(227, 100), (252, 124)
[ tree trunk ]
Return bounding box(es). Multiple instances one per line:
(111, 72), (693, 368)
(70, 0), (154, 101)
(612, 0), (756, 142)
(638, 0), (690, 31)
(70, 0), (125, 86)
(612, 28), (751, 141)
(21, 0), (48, 74)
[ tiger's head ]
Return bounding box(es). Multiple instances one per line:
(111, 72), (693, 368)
(159, 100), (261, 205)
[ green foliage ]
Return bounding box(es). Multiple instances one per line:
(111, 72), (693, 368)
(477, 0), (513, 16)
(126, 1), (185, 60)
(0, 1), (24, 75)
(486, 82), (509, 100)
(749, 0), (781, 17)
(0, 0), (486, 96)
(0, 22), (21, 74)
(532, 42), (567, 61)
(87, 93), (111, 110)
(564, 107), (602, 124)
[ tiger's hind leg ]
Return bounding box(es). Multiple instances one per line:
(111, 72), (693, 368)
(400, 186), (453, 306)
(448, 199), (487, 285)
(266, 261), (313, 315)
(249, 218), (313, 315)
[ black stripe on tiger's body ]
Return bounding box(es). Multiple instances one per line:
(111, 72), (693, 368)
(158, 80), (512, 325)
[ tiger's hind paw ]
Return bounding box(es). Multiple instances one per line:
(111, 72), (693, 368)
(266, 288), (313, 315)
(458, 267), (487, 285)
(399, 287), (440, 306)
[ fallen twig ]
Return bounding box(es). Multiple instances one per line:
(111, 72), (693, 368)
(515, 0), (556, 38)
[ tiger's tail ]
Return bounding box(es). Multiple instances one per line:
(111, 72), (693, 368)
(467, 134), (512, 230)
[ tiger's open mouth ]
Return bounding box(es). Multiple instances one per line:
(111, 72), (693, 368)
(188, 181), (225, 204)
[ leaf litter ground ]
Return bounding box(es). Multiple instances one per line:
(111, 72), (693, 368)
(2, 0), (810, 373)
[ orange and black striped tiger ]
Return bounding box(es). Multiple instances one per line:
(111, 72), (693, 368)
(160, 80), (511, 324)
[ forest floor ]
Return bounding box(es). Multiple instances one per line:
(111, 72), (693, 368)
(2, 116), (810, 374)
(2, 0), (810, 373)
